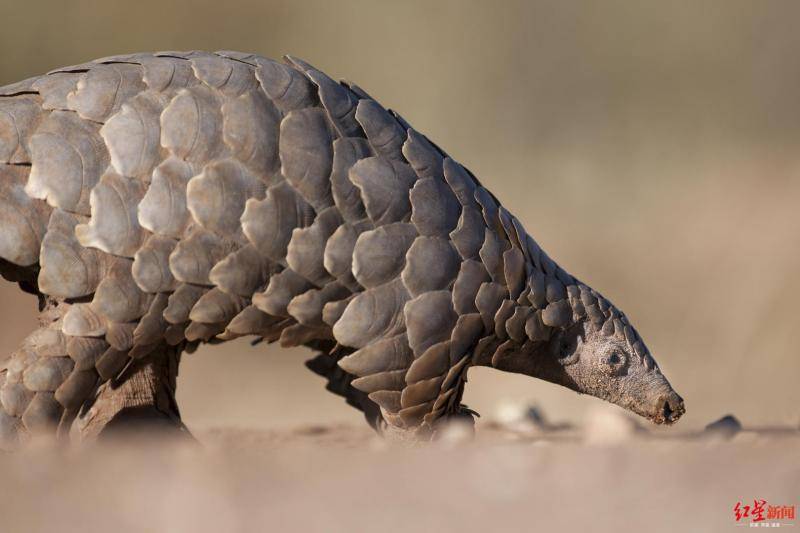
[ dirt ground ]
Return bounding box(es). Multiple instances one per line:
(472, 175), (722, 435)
(0, 413), (797, 533)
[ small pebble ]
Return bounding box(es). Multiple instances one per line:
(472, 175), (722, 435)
(583, 405), (642, 445)
(704, 414), (741, 439)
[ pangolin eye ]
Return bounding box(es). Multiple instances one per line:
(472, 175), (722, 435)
(603, 351), (627, 376)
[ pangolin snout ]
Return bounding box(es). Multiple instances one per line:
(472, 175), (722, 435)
(654, 392), (685, 425)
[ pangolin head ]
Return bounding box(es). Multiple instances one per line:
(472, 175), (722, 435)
(501, 286), (685, 425)
(540, 317), (685, 425)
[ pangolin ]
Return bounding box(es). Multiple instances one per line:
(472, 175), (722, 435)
(0, 51), (684, 447)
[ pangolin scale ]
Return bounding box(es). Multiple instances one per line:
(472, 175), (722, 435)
(0, 51), (684, 447)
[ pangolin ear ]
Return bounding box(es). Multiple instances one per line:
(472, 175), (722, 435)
(558, 333), (583, 366)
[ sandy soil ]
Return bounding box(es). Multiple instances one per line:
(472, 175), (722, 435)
(1, 414), (796, 533)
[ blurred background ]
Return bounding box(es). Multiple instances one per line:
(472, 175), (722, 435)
(0, 0), (798, 432)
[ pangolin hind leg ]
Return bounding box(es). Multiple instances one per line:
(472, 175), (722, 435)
(0, 295), (189, 449)
(75, 342), (189, 442)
